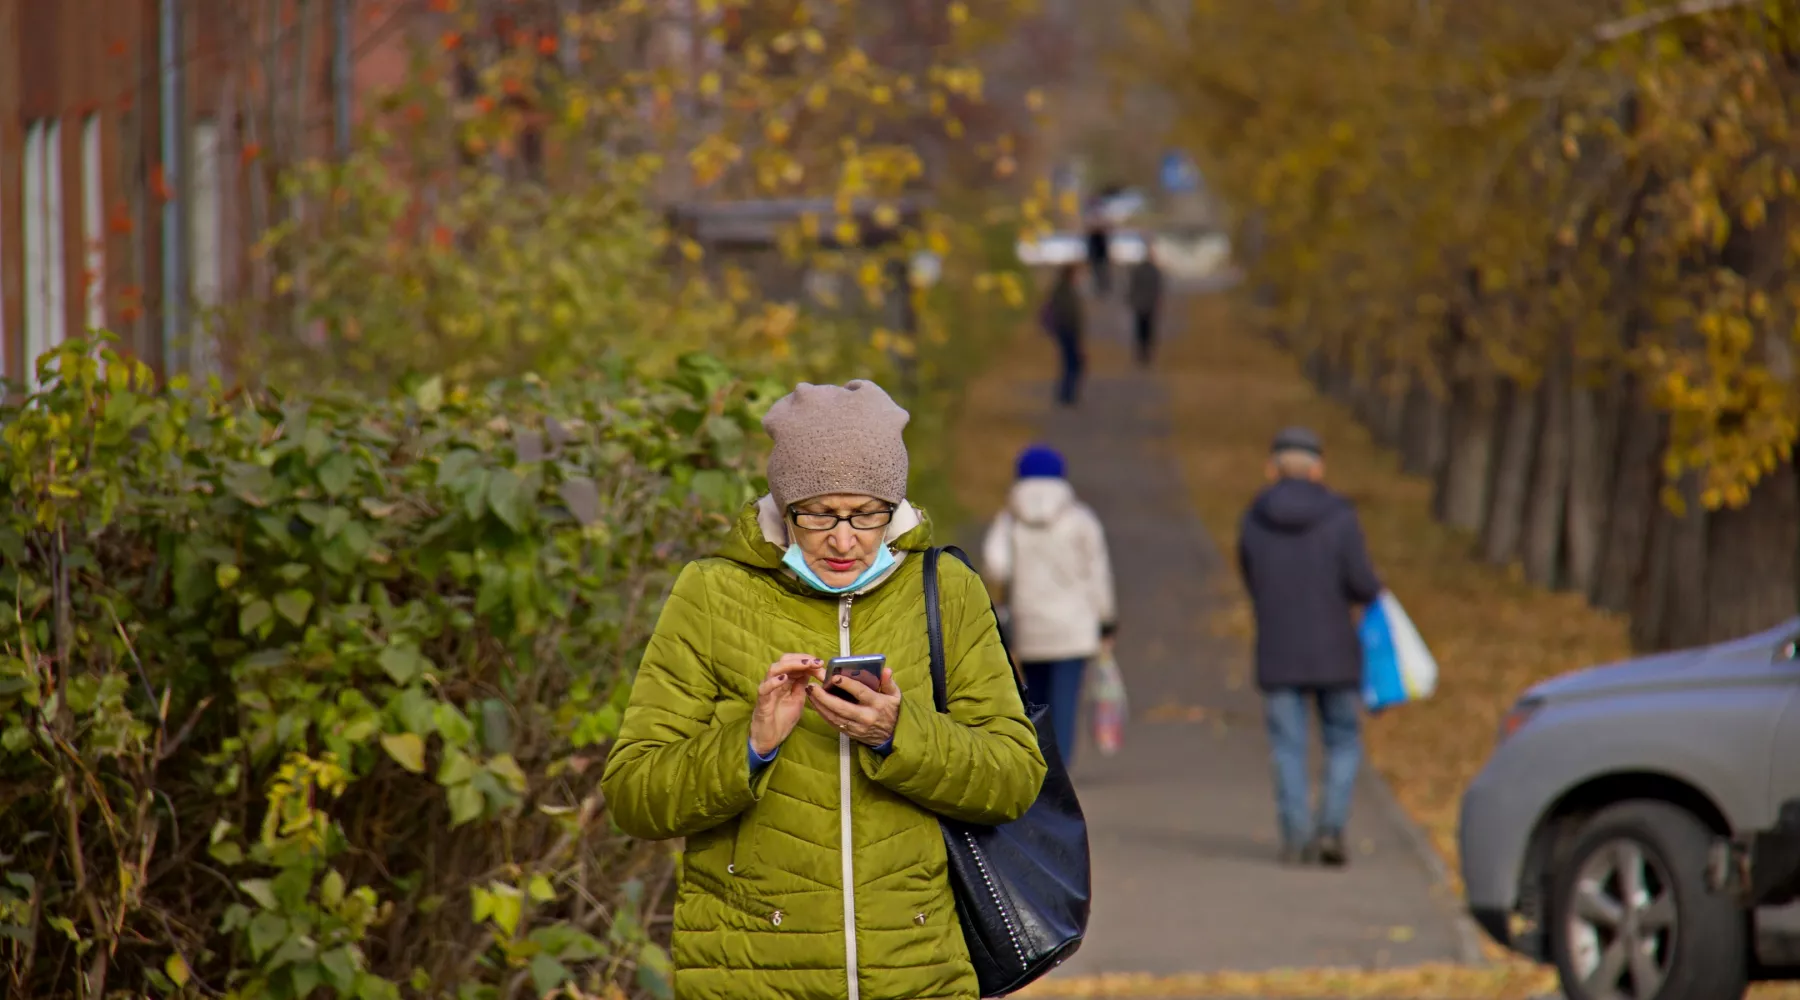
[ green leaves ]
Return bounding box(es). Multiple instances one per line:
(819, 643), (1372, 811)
(274, 590), (314, 627)
(485, 469), (528, 532)
(380, 733), (427, 774)
(377, 645), (429, 685)
(0, 335), (778, 999)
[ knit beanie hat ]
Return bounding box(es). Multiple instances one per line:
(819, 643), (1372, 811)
(762, 380), (911, 510)
(1015, 444), (1066, 480)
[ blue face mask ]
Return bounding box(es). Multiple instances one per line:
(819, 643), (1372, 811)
(782, 540), (898, 595)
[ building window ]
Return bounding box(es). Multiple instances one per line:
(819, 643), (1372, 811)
(191, 118), (221, 310)
(23, 119), (67, 388)
(81, 115), (106, 336)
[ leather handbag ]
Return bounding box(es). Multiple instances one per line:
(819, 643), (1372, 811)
(923, 546), (1091, 997)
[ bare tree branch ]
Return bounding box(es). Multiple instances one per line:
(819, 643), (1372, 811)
(1594, 0), (1758, 43)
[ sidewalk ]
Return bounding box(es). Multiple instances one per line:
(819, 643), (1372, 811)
(993, 289), (1481, 982)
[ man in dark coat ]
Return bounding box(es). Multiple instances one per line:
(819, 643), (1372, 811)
(1236, 427), (1383, 866)
(1126, 246), (1165, 366)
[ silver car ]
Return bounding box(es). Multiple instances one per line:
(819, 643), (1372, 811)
(1458, 619), (1800, 1000)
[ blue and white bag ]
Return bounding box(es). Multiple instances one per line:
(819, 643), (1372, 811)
(1359, 591), (1438, 712)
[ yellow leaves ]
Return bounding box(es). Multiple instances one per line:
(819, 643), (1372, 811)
(381, 732), (427, 774)
(1743, 195), (1767, 229)
(949, 2), (970, 26)
(166, 953), (192, 988)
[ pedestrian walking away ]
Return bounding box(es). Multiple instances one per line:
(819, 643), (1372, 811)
(1041, 263), (1086, 407)
(1127, 246), (1165, 366)
(1234, 426), (1383, 867)
(600, 379), (1046, 1000)
(1085, 223), (1113, 297)
(981, 444), (1118, 769)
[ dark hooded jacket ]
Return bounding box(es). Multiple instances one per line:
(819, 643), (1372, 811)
(1235, 477), (1383, 690)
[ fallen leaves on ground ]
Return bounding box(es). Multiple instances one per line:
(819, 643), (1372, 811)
(1015, 962), (1557, 998)
(949, 292), (1133, 541)
(1160, 295), (1635, 900)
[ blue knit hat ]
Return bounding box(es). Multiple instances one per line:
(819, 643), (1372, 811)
(1015, 444), (1066, 480)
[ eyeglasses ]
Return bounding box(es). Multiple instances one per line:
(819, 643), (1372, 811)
(789, 506), (896, 531)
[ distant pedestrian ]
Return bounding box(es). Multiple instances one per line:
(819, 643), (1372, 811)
(1235, 427), (1383, 867)
(1085, 223), (1112, 297)
(1127, 246), (1165, 366)
(983, 444), (1117, 768)
(1041, 263), (1086, 407)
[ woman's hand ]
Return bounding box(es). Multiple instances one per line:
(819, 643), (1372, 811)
(808, 667), (902, 749)
(752, 654), (824, 756)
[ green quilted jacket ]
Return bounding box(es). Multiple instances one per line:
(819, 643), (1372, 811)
(600, 497), (1046, 1000)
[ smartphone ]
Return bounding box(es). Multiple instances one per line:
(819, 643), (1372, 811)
(825, 654), (886, 701)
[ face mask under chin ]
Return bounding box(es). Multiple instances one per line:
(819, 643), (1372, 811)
(781, 540), (897, 594)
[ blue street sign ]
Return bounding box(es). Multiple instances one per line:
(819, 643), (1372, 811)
(1160, 151), (1198, 193)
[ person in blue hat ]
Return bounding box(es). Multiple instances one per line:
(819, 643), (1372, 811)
(981, 444), (1117, 767)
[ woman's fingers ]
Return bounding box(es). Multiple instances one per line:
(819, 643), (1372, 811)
(808, 684), (874, 723)
(827, 673), (879, 705)
(766, 654), (824, 680)
(878, 666), (900, 696)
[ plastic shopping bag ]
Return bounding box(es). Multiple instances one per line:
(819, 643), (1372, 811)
(1359, 591), (1438, 713)
(1089, 651), (1128, 756)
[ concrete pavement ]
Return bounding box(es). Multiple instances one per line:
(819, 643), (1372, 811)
(991, 289), (1481, 979)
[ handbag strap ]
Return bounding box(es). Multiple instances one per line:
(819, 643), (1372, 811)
(924, 546), (1028, 716)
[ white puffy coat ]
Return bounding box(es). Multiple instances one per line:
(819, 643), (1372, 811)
(981, 477), (1117, 662)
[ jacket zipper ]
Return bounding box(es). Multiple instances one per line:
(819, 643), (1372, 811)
(838, 593), (860, 1000)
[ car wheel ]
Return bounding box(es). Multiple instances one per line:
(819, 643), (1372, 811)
(1549, 800), (1748, 1000)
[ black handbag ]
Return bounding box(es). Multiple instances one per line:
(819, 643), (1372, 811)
(923, 546), (1091, 998)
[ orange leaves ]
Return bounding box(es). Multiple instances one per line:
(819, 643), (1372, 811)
(150, 165), (173, 203)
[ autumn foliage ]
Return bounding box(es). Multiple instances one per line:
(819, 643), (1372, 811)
(1146, 0), (1800, 651)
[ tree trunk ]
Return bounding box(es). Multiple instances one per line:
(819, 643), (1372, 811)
(1377, 373), (1408, 450)
(1402, 380), (1448, 478)
(1437, 374), (1499, 532)
(1664, 476), (1711, 651)
(1482, 379), (1541, 566)
(1327, 341), (1357, 405)
(1704, 465), (1800, 642)
(1302, 347), (1328, 391)
(1631, 488), (1675, 652)
(1353, 357), (1385, 434)
(1564, 368), (1622, 596)
(1593, 392), (1664, 613)
(1523, 357), (1572, 588)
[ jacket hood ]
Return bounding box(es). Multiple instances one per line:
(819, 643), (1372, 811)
(1007, 477), (1077, 527)
(1250, 478), (1347, 533)
(715, 494), (934, 595)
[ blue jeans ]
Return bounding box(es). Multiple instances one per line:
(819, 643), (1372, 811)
(1263, 686), (1362, 846)
(1052, 332), (1084, 406)
(1024, 658), (1087, 768)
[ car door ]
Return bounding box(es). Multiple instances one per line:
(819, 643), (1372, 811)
(1767, 627), (1800, 818)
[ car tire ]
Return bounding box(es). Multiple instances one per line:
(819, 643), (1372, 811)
(1549, 800), (1748, 1000)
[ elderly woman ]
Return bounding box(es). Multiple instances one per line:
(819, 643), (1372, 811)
(600, 379), (1046, 1000)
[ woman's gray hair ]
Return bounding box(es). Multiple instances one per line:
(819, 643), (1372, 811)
(1273, 448), (1323, 479)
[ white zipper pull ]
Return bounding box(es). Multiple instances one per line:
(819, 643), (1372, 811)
(839, 596), (852, 629)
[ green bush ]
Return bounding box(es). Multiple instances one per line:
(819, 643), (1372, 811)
(0, 341), (781, 1000)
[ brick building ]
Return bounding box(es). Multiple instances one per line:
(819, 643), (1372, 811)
(0, 0), (417, 387)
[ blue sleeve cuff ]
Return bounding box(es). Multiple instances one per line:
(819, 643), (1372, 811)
(872, 737), (894, 758)
(749, 737), (779, 775)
